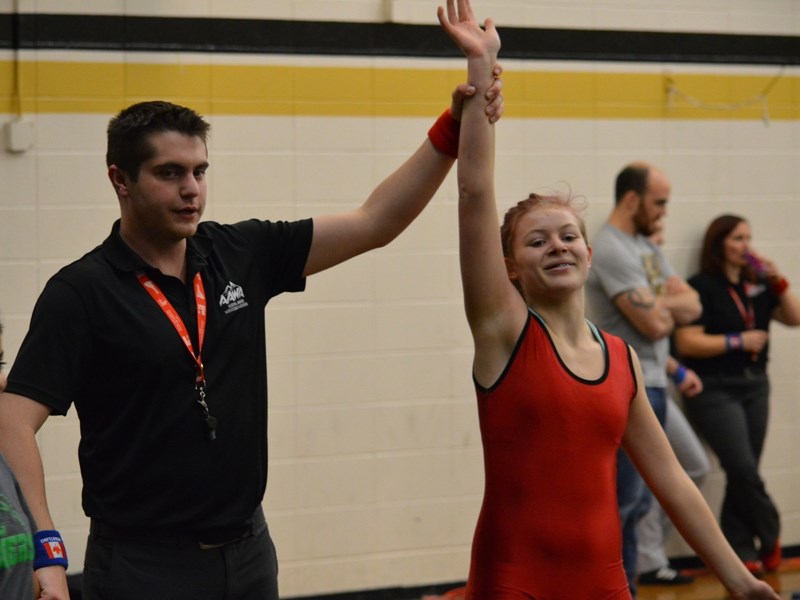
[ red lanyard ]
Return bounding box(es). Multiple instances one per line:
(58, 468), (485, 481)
(137, 271), (207, 383)
(137, 271), (217, 440)
(728, 285), (755, 330)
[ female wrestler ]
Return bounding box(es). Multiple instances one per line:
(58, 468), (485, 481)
(438, 0), (781, 597)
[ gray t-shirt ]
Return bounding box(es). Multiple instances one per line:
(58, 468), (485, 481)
(586, 223), (672, 388)
(0, 451), (36, 599)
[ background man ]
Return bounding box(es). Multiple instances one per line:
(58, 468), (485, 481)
(586, 162), (702, 595)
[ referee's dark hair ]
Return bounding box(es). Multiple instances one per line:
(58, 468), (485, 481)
(106, 101), (210, 180)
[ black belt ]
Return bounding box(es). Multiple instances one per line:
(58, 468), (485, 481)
(90, 510), (260, 550)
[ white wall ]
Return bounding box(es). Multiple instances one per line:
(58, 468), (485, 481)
(1, 1), (799, 596)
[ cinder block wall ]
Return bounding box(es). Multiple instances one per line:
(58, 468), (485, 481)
(1, 1), (799, 596)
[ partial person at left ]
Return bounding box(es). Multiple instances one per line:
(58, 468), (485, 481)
(0, 318), (67, 599)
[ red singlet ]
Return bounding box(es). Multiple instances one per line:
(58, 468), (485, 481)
(466, 312), (635, 600)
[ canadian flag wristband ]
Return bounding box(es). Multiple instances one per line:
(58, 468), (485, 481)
(33, 530), (69, 570)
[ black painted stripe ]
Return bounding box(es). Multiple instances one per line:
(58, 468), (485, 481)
(0, 13), (798, 65)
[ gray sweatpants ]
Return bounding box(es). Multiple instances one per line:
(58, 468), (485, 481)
(636, 394), (710, 574)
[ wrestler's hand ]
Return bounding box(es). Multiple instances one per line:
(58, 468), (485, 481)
(438, 0), (501, 61)
(728, 578), (780, 599)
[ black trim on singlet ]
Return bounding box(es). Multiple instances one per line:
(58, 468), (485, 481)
(0, 13), (798, 65)
(624, 344), (639, 404)
(473, 309), (532, 394)
(529, 308), (610, 386)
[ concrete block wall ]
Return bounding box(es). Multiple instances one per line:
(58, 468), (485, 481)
(1, 1), (799, 596)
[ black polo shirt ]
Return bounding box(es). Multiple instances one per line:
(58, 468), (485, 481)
(682, 272), (779, 377)
(7, 218), (312, 531)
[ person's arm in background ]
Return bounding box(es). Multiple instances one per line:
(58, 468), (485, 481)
(666, 354), (702, 398)
(663, 274), (702, 325)
(613, 275), (700, 341)
(674, 325), (768, 359)
(750, 251), (800, 326)
(613, 285), (676, 340)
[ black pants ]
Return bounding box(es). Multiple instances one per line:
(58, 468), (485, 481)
(82, 508), (279, 600)
(684, 374), (779, 561)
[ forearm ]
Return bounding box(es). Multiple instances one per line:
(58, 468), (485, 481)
(666, 355), (679, 374)
(0, 434), (54, 531)
(362, 140), (455, 248)
(457, 55), (496, 201)
(774, 287), (800, 326)
(675, 332), (727, 358)
(615, 288), (674, 340)
(0, 402), (55, 531)
(662, 289), (701, 325)
(657, 476), (754, 593)
(304, 139), (454, 276)
(651, 302), (676, 338)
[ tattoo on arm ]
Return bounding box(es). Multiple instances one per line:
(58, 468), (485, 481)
(627, 288), (655, 309)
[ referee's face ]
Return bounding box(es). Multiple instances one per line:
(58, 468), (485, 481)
(118, 130), (209, 244)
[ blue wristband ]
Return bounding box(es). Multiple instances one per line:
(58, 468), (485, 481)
(670, 365), (687, 385)
(725, 332), (743, 352)
(33, 530), (68, 570)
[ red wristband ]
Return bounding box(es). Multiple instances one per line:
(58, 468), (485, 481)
(770, 277), (789, 296)
(427, 108), (459, 159)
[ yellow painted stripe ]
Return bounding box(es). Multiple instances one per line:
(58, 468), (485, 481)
(0, 61), (797, 120)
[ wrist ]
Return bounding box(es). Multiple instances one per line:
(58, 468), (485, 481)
(427, 108), (460, 159)
(670, 364), (688, 385)
(770, 276), (789, 296)
(466, 53), (497, 75)
(33, 530), (68, 571)
(725, 332), (743, 353)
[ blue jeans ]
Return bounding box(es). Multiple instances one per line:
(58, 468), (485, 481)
(617, 386), (667, 597)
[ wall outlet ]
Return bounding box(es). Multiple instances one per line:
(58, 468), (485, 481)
(5, 119), (34, 153)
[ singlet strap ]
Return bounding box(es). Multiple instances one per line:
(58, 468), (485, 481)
(528, 307), (606, 352)
(585, 319), (606, 353)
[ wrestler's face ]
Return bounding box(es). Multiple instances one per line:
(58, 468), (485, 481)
(506, 205), (592, 300)
(114, 131), (209, 244)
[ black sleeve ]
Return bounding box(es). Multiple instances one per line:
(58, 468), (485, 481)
(5, 277), (92, 416)
(214, 218), (313, 299)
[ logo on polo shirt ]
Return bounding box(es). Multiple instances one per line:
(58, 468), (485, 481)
(220, 281), (249, 314)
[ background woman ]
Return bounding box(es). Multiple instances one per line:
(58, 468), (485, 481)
(675, 214), (800, 574)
